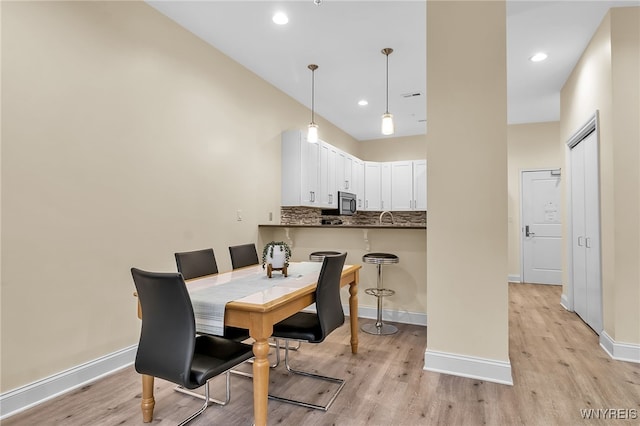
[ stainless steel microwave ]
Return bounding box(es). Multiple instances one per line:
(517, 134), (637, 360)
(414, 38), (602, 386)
(337, 191), (357, 215)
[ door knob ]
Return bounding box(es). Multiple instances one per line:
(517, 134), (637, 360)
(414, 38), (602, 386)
(525, 225), (535, 237)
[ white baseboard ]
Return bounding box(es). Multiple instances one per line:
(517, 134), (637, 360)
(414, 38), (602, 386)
(560, 293), (572, 311)
(424, 349), (513, 386)
(508, 274), (521, 283)
(302, 304), (428, 327)
(0, 345), (137, 420)
(599, 331), (640, 364)
(349, 304), (428, 327)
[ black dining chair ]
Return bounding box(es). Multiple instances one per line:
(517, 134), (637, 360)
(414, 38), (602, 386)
(229, 243), (260, 270)
(174, 248), (250, 342)
(131, 268), (254, 425)
(175, 248), (219, 280)
(227, 243), (286, 369)
(268, 252), (348, 411)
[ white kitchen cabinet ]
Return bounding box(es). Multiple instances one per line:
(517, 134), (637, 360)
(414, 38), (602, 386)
(391, 161), (413, 210)
(281, 130), (320, 207)
(391, 160), (427, 211)
(353, 158), (365, 209)
(318, 141), (337, 208)
(336, 150), (353, 192)
(364, 161), (381, 211)
(413, 160), (427, 210)
(281, 130), (425, 212)
(381, 162), (392, 211)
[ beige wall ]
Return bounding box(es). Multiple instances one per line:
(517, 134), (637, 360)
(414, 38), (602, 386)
(426, 1), (509, 362)
(0, 1), (359, 391)
(560, 7), (639, 345)
(507, 122), (562, 279)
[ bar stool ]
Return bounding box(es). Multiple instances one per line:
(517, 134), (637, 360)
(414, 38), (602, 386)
(362, 252), (399, 335)
(309, 251), (341, 262)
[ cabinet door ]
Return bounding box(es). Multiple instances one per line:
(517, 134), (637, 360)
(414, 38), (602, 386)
(318, 142), (337, 208)
(353, 159), (365, 209)
(364, 162), (381, 211)
(381, 163), (392, 211)
(336, 150), (354, 193)
(281, 130), (319, 207)
(327, 145), (337, 206)
(302, 140), (320, 205)
(413, 160), (427, 210)
(391, 161), (413, 210)
(343, 153), (353, 192)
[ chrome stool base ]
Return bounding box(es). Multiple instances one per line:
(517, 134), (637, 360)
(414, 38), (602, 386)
(361, 322), (398, 335)
(361, 252), (399, 336)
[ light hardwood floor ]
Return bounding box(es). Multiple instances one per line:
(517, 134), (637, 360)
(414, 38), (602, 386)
(4, 283), (639, 425)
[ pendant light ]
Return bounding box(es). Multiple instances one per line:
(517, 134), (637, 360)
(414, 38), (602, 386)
(307, 64), (319, 143)
(381, 48), (395, 136)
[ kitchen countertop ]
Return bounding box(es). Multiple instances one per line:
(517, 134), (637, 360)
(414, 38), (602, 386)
(258, 223), (426, 230)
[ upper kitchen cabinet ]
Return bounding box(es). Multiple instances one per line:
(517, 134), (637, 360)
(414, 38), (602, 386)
(281, 130), (320, 207)
(318, 141), (337, 208)
(364, 162), (392, 211)
(391, 161), (413, 210)
(364, 161), (382, 211)
(353, 158), (365, 209)
(336, 150), (354, 193)
(381, 162), (392, 211)
(413, 160), (427, 210)
(391, 160), (427, 211)
(281, 130), (425, 212)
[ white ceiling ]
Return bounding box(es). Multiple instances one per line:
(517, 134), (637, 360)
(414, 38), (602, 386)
(147, 0), (638, 141)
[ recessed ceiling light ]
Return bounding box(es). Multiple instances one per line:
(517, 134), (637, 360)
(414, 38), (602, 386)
(272, 12), (288, 25)
(358, 100), (368, 106)
(530, 52), (548, 62)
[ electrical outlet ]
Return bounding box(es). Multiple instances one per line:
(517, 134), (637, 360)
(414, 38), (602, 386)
(269, 212), (273, 221)
(236, 210), (242, 221)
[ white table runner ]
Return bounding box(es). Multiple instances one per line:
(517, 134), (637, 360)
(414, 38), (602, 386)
(188, 262), (323, 336)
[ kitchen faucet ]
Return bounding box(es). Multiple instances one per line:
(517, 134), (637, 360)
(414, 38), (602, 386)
(379, 211), (394, 225)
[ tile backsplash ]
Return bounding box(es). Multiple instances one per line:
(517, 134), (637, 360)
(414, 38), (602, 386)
(281, 206), (426, 226)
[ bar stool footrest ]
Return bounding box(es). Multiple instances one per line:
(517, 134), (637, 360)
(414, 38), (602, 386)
(365, 288), (395, 297)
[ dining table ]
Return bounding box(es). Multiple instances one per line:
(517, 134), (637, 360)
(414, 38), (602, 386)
(136, 261), (361, 426)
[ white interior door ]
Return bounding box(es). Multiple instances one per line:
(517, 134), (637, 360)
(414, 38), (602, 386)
(570, 130), (602, 334)
(521, 170), (562, 284)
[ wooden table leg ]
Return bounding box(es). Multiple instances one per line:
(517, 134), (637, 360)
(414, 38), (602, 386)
(141, 374), (155, 422)
(348, 270), (359, 354)
(251, 325), (272, 426)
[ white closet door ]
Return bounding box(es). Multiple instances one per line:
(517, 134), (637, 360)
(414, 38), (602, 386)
(571, 141), (588, 320)
(570, 130), (602, 334)
(583, 131), (602, 333)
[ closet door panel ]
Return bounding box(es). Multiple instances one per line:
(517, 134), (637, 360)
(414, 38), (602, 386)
(583, 132), (602, 333)
(571, 141), (588, 321)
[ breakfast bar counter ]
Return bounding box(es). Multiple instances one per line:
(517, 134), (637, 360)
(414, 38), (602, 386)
(258, 223), (426, 229)
(258, 222), (427, 327)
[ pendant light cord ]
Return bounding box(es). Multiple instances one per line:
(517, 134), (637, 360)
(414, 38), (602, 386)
(308, 64), (318, 125)
(312, 68), (315, 123)
(385, 52), (389, 114)
(381, 48), (393, 115)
